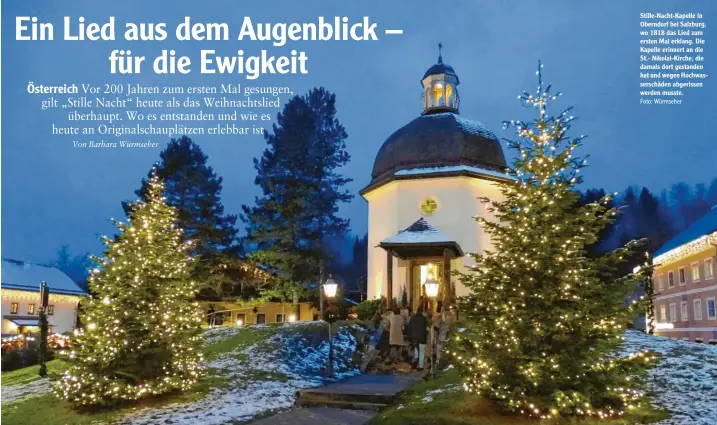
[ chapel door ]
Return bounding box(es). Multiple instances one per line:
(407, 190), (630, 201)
(410, 262), (443, 311)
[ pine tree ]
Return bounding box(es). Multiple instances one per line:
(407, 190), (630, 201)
(687, 183), (711, 224)
(454, 64), (654, 419)
(57, 171), (203, 407)
(620, 187), (638, 241)
(352, 234), (369, 296)
(301, 88), (353, 244)
(52, 245), (92, 292)
(706, 178), (717, 207)
(242, 88), (351, 305)
(669, 182), (691, 232)
(125, 136), (240, 298)
(636, 187), (672, 252)
(580, 189), (615, 254)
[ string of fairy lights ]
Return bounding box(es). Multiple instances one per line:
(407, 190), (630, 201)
(452, 63), (655, 419)
(1, 289), (82, 304)
(653, 231), (717, 265)
(55, 170), (204, 406)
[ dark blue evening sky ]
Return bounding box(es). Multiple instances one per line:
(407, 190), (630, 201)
(2, 0), (715, 263)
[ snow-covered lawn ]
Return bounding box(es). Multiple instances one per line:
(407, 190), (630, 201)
(1, 377), (51, 403)
(623, 330), (717, 425)
(1, 322), (361, 424)
(383, 331), (717, 425)
(121, 322), (360, 424)
(421, 385), (461, 404)
(2, 327), (715, 425)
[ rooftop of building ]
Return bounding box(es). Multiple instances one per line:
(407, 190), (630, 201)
(1, 258), (87, 296)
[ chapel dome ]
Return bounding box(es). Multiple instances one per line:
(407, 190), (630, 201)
(364, 45), (508, 191)
(423, 62), (459, 84)
(370, 112), (507, 184)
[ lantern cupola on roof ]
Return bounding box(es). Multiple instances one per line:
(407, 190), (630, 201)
(421, 43), (460, 115)
(364, 44), (508, 191)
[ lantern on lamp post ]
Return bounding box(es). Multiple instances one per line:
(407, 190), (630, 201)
(424, 274), (440, 319)
(424, 275), (440, 299)
(424, 275), (440, 378)
(323, 277), (338, 299)
(322, 275), (338, 376)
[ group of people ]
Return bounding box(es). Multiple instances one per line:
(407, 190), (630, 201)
(384, 302), (455, 372)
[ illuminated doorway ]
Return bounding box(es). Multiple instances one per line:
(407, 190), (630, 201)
(410, 261), (444, 311)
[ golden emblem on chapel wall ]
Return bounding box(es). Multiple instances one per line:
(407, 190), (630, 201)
(420, 198), (438, 215)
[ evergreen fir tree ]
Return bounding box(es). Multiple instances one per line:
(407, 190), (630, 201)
(636, 187), (672, 252)
(301, 88), (353, 244)
(620, 187), (638, 241)
(454, 64), (654, 419)
(352, 234), (368, 271)
(52, 245), (91, 290)
(687, 183), (711, 225)
(669, 182), (691, 232)
(706, 178), (717, 206)
(57, 171), (203, 407)
(125, 136), (240, 298)
(241, 88), (351, 304)
(351, 234), (369, 297)
(580, 189), (615, 254)
(581, 188), (608, 205)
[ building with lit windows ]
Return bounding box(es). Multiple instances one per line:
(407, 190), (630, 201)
(651, 206), (717, 343)
(361, 47), (511, 310)
(1, 259), (87, 335)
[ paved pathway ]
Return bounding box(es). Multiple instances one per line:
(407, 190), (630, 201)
(249, 407), (375, 425)
(249, 374), (421, 425)
(301, 374), (420, 398)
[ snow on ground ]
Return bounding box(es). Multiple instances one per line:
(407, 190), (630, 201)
(623, 330), (717, 425)
(202, 323), (269, 345)
(395, 331), (717, 425)
(0, 326), (271, 405)
(121, 322), (361, 425)
(1, 377), (51, 403)
(421, 385), (461, 404)
(2, 327), (715, 425)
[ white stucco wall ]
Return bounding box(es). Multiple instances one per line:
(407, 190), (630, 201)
(1, 290), (81, 334)
(364, 175), (504, 302)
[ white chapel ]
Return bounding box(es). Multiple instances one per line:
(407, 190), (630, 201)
(361, 46), (511, 310)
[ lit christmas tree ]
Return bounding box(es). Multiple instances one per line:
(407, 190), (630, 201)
(56, 170), (203, 407)
(454, 63), (654, 419)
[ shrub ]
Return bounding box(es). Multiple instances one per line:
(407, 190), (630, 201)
(356, 298), (383, 321)
(0, 341), (55, 372)
(1, 350), (24, 371)
(324, 297), (352, 321)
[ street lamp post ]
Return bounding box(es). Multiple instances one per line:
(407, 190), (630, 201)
(424, 275), (440, 378)
(322, 275), (338, 377)
(38, 281), (51, 377)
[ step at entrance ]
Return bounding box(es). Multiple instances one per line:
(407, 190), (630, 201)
(295, 374), (420, 411)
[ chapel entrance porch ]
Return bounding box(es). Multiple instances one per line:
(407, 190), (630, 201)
(378, 218), (463, 311)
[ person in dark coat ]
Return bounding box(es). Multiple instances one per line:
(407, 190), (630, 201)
(408, 306), (429, 370)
